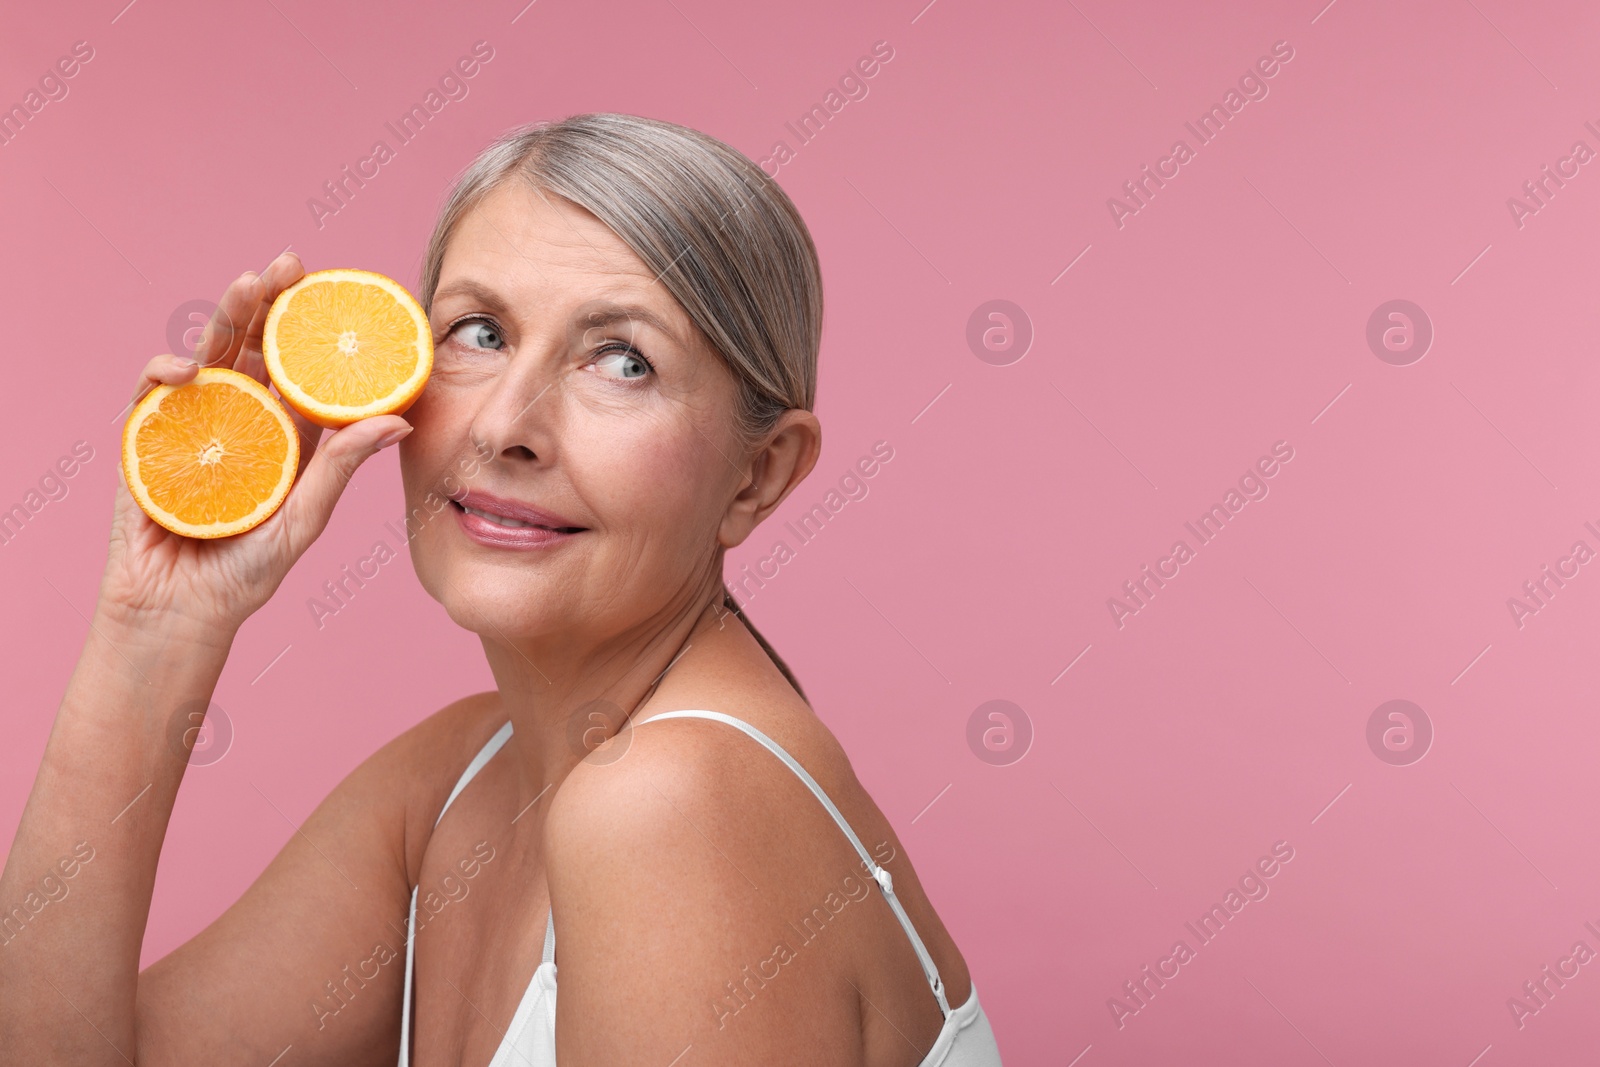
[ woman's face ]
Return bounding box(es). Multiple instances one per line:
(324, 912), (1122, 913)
(399, 180), (747, 644)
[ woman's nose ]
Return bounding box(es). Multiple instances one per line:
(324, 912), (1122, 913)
(466, 356), (562, 463)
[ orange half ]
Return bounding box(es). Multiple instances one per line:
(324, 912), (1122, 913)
(122, 367), (300, 538)
(262, 268), (433, 429)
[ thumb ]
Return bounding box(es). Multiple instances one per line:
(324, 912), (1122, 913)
(280, 415), (412, 556)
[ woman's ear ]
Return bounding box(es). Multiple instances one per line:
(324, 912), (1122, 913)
(720, 410), (822, 549)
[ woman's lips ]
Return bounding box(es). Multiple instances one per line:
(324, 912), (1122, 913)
(451, 489), (583, 529)
(450, 499), (585, 549)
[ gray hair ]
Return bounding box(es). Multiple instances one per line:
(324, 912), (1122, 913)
(417, 112), (821, 700)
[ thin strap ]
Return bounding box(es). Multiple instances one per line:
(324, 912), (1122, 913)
(435, 721), (514, 828)
(398, 887), (420, 1066)
(541, 908), (556, 966)
(399, 721), (516, 1065)
(634, 710), (952, 1018)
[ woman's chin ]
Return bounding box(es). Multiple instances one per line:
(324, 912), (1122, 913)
(461, 614), (564, 651)
(421, 567), (558, 637)
(448, 598), (554, 639)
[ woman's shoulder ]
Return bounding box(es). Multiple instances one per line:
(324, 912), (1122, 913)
(544, 684), (852, 886)
(541, 689), (973, 1057)
(544, 685), (907, 950)
(548, 688), (856, 841)
(541, 692), (876, 1043)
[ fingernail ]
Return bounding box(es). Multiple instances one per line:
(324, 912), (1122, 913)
(173, 354), (199, 368)
(375, 426), (413, 449)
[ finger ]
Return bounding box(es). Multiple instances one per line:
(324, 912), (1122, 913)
(237, 250), (306, 383)
(286, 408), (326, 484)
(127, 352), (201, 409)
(193, 271), (263, 372)
(117, 353), (201, 490)
(278, 415), (413, 559)
(259, 248), (305, 306)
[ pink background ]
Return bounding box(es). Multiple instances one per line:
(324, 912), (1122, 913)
(5, 0), (1600, 1062)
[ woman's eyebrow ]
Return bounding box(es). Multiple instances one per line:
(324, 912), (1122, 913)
(578, 303), (686, 349)
(433, 278), (512, 315)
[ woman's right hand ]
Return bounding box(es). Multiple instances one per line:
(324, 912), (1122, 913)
(98, 251), (415, 634)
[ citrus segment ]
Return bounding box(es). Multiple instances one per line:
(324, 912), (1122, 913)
(262, 269), (433, 428)
(121, 367), (300, 538)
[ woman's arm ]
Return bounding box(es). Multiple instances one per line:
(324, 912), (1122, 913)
(130, 695), (493, 1066)
(0, 252), (419, 1065)
(0, 604), (233, 1063)
(0, 599), (479, 1066)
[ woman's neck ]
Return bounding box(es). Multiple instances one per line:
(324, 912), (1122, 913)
(476, 579), (729, 802)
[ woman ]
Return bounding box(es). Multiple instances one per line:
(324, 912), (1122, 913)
(0, 113), (1001, 1066)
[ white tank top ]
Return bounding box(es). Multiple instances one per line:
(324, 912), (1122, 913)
(397, 710), (1002, 1066)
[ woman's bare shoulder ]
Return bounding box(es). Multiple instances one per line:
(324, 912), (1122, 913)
(541, 688), (973, 1061)
(544, 689), (889, 931)
(543, 683), (849, 888)
(541, 691), (874, 1061)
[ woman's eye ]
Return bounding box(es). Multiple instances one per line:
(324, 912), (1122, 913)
(447, 318), (504, 351)
(593, 344), (653, 381)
